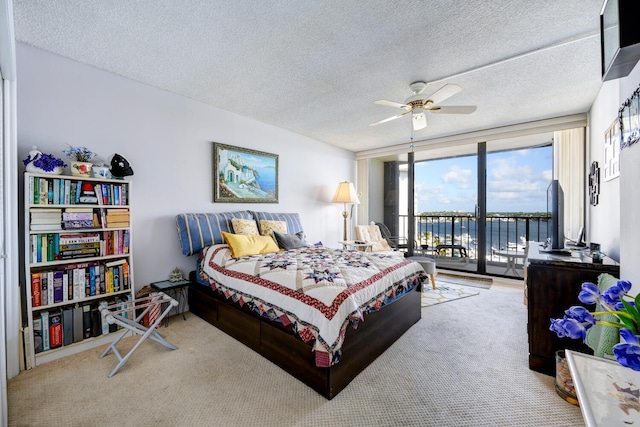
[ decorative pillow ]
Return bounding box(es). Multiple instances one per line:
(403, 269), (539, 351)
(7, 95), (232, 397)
(273, 231), (308, 250)
(221, 231), (281, 258)
(231, 218), (260, 236)
(258, 220), (287, 237)
(175, 211), (253, 256)
(252, 212), (304, 235)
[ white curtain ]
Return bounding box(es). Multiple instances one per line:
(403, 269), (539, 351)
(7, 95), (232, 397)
(553, 128), (585, 241)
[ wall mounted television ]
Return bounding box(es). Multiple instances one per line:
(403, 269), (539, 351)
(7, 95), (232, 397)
(600, 0), (640, 81)
(547, 180), (565, 251)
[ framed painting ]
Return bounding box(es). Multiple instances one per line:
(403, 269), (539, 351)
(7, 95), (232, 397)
(620, 87), (640, 150)
(213, 142), (279, 203)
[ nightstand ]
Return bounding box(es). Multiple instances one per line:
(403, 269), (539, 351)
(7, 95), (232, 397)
(150, 279), (190, 322)
(339, 240), (374, 252)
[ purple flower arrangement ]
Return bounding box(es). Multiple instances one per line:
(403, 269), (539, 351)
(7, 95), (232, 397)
(62, 145), (96, 162)
(22, 151), (66, 172)
(550, 280), (640, 371)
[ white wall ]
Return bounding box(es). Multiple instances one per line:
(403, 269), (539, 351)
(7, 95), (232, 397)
(587, 61), (640, 265)
(16, 43), (355, 289)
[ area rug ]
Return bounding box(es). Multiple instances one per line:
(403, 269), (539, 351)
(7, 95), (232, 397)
(437, 273), (492, 289)
(421, 283), (480, 307)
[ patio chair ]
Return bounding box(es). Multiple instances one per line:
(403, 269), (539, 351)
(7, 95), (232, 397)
(374, 222), (408, 251)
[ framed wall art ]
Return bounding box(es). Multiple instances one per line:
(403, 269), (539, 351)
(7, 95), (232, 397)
(213, 142), (279, 203)
(620, 87), (640, 150)
(603, 119), (620, 181)
(589, 161), (600, 206)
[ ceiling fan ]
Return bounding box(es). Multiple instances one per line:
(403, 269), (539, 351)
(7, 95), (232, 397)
(370, 81), (477, 130)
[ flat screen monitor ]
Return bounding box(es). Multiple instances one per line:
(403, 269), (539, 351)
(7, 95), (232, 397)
(547, 180), (565, 250)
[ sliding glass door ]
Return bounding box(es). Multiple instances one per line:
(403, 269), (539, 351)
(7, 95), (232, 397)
(414, 150), (479, 273)
(386, 136), (553, 278)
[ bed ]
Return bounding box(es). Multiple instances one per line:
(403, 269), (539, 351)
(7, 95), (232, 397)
(177, 211), (426, 399)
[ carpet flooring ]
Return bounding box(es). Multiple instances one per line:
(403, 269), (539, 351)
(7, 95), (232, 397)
(7, 284), (583, 426)
(421, 283), (480, 307)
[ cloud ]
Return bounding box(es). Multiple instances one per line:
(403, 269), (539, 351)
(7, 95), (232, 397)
(442, 165), (472, 189)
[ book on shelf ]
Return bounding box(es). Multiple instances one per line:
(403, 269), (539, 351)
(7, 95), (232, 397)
(64, 207), (94, 213)
(49, 309), (63, 349)
(30, 224), (61, 231)
(59, 232), (100, 242)
(63, 219), (95, 229)
(72, 305), (83, 343)
(31, 273), (41, 307)
(52, 270), (64, 304)
(41, 311), (50, 352)
(62, 307), (74, 346)
(41, 273), (48, 306)
(90, 305), (102, 337)
(33, 318), (43, 354)
(82, 303), (92, 339)
(31, 210), (62, 222)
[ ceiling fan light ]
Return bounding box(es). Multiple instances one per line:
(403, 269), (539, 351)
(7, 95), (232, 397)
(412, 111), (427, 130)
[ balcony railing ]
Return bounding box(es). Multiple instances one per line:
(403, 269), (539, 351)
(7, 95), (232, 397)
(398, 213), (550, 263)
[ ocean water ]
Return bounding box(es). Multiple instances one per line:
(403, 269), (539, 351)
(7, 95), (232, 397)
(417, 217), (550, 253)
(255, 166), (276, 192)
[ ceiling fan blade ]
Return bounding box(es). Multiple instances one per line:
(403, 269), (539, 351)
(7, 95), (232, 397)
(369, 111), (411, 126)
(428, 84), (462, 106)
(374, 99), (411, 109)
(428, 105), (477, 114)
(412, 112), (427, 130)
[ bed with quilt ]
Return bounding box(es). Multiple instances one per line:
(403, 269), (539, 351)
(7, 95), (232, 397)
(176, 211), (426, 399)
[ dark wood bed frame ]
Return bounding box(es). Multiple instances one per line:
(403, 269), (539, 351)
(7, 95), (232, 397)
(188, 271), (422, 399)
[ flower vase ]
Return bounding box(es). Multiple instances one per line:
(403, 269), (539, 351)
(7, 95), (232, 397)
(71, 161), (93, 176)
(25, 162), (64, 175)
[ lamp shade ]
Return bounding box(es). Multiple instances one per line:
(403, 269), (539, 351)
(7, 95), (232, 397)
(332, 181), (360, 204)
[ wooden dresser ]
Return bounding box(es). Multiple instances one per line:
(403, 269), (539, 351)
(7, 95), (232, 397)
(525, 243), (620, 376)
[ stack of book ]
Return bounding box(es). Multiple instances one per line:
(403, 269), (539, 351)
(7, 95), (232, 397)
(30, 208), (62, 231)
(78, 182), (98, 204)
(106, 209), (130, 228)
(62, 208), (94, 229)
(58, 232), (101, 260)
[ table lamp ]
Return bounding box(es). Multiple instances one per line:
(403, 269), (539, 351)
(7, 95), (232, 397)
(332, 181), (360, 241)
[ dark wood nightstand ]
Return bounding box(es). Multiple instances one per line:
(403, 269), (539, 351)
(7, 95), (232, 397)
(150, 279), (190, 322)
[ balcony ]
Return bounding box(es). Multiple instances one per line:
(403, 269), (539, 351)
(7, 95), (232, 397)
(397, 213), (550, 278)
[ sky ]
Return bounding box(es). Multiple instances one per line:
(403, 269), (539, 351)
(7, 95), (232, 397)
(414, 145), (552, 213)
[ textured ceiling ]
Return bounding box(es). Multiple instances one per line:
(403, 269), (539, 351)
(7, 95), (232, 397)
(13, 0), (604, 153)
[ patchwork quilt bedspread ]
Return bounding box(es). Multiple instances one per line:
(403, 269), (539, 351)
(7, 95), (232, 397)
(198, 245), (426, 367)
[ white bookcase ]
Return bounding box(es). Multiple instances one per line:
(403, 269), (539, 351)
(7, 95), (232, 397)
(22, 172), (135, 368)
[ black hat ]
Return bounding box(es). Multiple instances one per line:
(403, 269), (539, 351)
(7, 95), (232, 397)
(110, 153), (134, 177)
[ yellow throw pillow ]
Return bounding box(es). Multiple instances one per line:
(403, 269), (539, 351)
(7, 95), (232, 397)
(221, 231), (280, 258)
(258, 220), (288, 237)
(231, 218), (260, 236)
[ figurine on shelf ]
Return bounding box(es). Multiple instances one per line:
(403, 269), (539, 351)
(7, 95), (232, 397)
(169, 268), (183, 283)
(110, 153), (134, 179)
(23, 146), (66, 175)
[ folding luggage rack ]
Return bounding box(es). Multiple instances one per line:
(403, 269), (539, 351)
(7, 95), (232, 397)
(99, 291), (179, 377)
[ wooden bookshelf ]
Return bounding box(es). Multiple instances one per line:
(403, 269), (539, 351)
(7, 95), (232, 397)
(22, 172), (135, 369)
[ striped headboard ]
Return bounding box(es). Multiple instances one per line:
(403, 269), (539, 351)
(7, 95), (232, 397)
(252, 211), (304, 235)
(175, 211), (254, 256)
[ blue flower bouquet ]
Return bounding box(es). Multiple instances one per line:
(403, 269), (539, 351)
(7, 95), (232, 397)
(550, 276), (640, 371)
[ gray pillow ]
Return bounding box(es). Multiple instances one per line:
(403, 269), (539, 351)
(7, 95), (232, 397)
(273, 231), (307, 250)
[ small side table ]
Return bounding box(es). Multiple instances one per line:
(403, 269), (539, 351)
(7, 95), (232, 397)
(150, 279), (190, 322)
(339, 240), (374, 252)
